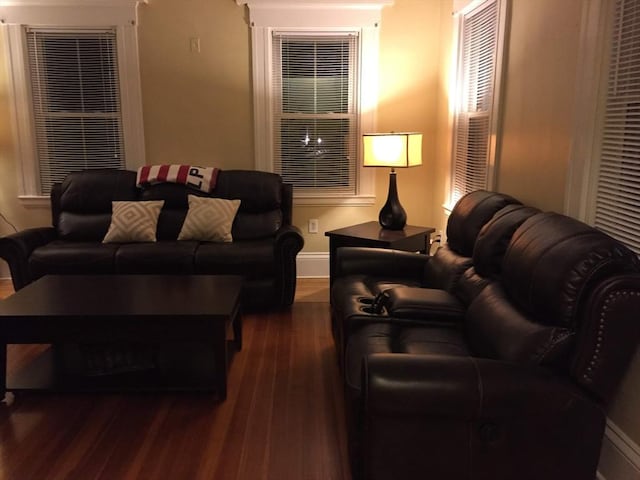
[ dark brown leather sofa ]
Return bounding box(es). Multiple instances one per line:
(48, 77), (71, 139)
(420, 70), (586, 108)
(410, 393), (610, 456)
(331, 191), (640, 480)
(0, 169), (304, 310)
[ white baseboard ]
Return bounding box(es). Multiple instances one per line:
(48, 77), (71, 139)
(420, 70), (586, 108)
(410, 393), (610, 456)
(0, 261), (9, 279)
(296, 252), (329, 278)
(597, 419), (640, 480)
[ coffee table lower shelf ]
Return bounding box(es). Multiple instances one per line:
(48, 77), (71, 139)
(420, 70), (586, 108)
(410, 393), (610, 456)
(7, 341), (240, 395)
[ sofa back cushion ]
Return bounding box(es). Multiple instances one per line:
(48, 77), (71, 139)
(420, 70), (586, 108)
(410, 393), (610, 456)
(472, 204), (540, 278)
(467, 212), (640, 377)
(140, 169), (284, 240)
(502, 213), (639, 328)
(423, 245), (473, 292)
(423, 191), (522, 297)
(140, 183), (197, 240)
(56, 169), (139, 241)
(446, 190), (521, 257)
(213, 170), (283, 240)
(54, 168), (287, 242)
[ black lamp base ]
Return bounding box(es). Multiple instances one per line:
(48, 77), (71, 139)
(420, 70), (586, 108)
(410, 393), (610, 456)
(379, 170), (407, 230)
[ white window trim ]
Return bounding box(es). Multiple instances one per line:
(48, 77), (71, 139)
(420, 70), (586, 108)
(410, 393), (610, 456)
(445, 0), (508, 211)
(0, 0), (147, 208)
(565, 0), (612, 221)
(239, 0), (392, 206)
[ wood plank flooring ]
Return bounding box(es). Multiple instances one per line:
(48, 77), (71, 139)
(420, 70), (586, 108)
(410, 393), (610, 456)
(0, 279), (350, 480)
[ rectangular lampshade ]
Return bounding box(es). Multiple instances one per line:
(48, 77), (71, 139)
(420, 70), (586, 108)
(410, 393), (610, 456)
(362, 132), (423, 168)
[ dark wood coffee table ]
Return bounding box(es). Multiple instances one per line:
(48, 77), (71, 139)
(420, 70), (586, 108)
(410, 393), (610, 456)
(0, 274), (242, 400)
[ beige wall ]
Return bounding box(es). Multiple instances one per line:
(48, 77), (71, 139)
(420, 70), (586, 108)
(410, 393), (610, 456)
(0, 35), (50, 278)
(496, 0), (583, 212)
(139, 0), (449, 253)
(297, 0), (449, 251)
(497, 0), (640, 448)
(138, 0), (254, 170)
(0, 0), (449, 258)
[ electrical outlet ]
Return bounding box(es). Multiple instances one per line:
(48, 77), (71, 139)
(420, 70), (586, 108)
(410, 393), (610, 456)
(308, 219), (319, 234)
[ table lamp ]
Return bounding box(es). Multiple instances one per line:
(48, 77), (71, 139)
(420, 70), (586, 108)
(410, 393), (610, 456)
(363, 132), (423, 230)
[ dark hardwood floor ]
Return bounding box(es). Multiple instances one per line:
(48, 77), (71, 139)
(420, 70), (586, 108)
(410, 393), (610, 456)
(0, 279), (350, 480)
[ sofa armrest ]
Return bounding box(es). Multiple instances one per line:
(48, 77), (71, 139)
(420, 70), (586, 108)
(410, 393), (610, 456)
(335, 247), (428, 283)
(386, 287), (465, 323)
(273, 224), (305, 307)
(0, 227), (58, 291)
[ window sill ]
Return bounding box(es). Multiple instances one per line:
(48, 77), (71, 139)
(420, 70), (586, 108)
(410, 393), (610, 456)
(18, 196), (50, 209)
(294, 194), (375, 207)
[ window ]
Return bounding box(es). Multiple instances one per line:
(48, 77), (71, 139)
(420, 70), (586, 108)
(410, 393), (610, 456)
(26, 28), (125, 195)
(592, 0), (640, 253)
(2, 1), (145, 204)
(240, 0), (389, 205)
(450, 0), (506, 205)
(272, 33), (358, 194)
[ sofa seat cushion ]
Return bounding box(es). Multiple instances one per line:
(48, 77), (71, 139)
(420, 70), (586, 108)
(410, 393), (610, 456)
(115, 241), (198, 274)
(29, 241), (119, 277)
(195, 240), (275, 277)
(344, 323), (469, 393)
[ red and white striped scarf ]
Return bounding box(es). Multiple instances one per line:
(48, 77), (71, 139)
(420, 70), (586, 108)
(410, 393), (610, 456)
(136, 165), (219, 193)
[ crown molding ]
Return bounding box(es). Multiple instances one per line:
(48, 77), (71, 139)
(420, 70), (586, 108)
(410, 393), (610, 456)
(235, 0), (392, 6)
(236, 0), (392, 28)
(0, 0), (147, 25)
(0, 0), (146, 6)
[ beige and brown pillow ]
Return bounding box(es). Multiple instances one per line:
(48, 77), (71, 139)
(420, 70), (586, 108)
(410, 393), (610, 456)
(178, 196), (241, 242)
(103, 200), (164, 243)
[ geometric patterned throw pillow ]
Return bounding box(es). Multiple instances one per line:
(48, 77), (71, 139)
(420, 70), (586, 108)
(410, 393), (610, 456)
(178, 195), (241, 242)
(102, 200), (164, 243)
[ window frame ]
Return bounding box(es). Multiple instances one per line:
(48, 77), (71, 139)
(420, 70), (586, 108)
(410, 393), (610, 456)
(1, 0), (146, 207)
(447, 0), (507, 209)
(240, 0), (391, 206)
(566, 0), (614, 220)
(272, 30), (360, 195)
(566, 0), (640, 253)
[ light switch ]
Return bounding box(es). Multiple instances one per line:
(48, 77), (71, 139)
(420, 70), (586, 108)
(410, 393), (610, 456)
(190, 37), (201, 53)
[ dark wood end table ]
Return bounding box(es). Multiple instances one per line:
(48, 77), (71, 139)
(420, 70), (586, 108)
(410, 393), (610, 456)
(0, 274), (242, 400)
(325, 221), (436, 284)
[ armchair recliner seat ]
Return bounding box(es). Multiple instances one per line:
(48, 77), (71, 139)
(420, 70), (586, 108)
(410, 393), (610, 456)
(332, 191), (640, 480)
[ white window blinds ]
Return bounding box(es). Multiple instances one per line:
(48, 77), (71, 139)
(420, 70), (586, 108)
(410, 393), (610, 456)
(272, 33), (358, 194)
(451, 0), (500, 204)
(26, 28), (125, 195)
(594, 0), (640, 253)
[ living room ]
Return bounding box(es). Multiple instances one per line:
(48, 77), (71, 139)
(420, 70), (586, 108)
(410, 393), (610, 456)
(0, 0), (638, 479)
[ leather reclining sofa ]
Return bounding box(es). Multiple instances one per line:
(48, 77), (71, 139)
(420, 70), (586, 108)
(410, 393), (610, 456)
(0, 169), (304, 310)
(331, 190), (640, 480)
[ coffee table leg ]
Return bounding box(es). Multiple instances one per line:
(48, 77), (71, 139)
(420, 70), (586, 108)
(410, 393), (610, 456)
(233, 312), (243, 351)
(0, 342), (6, 402)
(213, 322), (228, 401)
